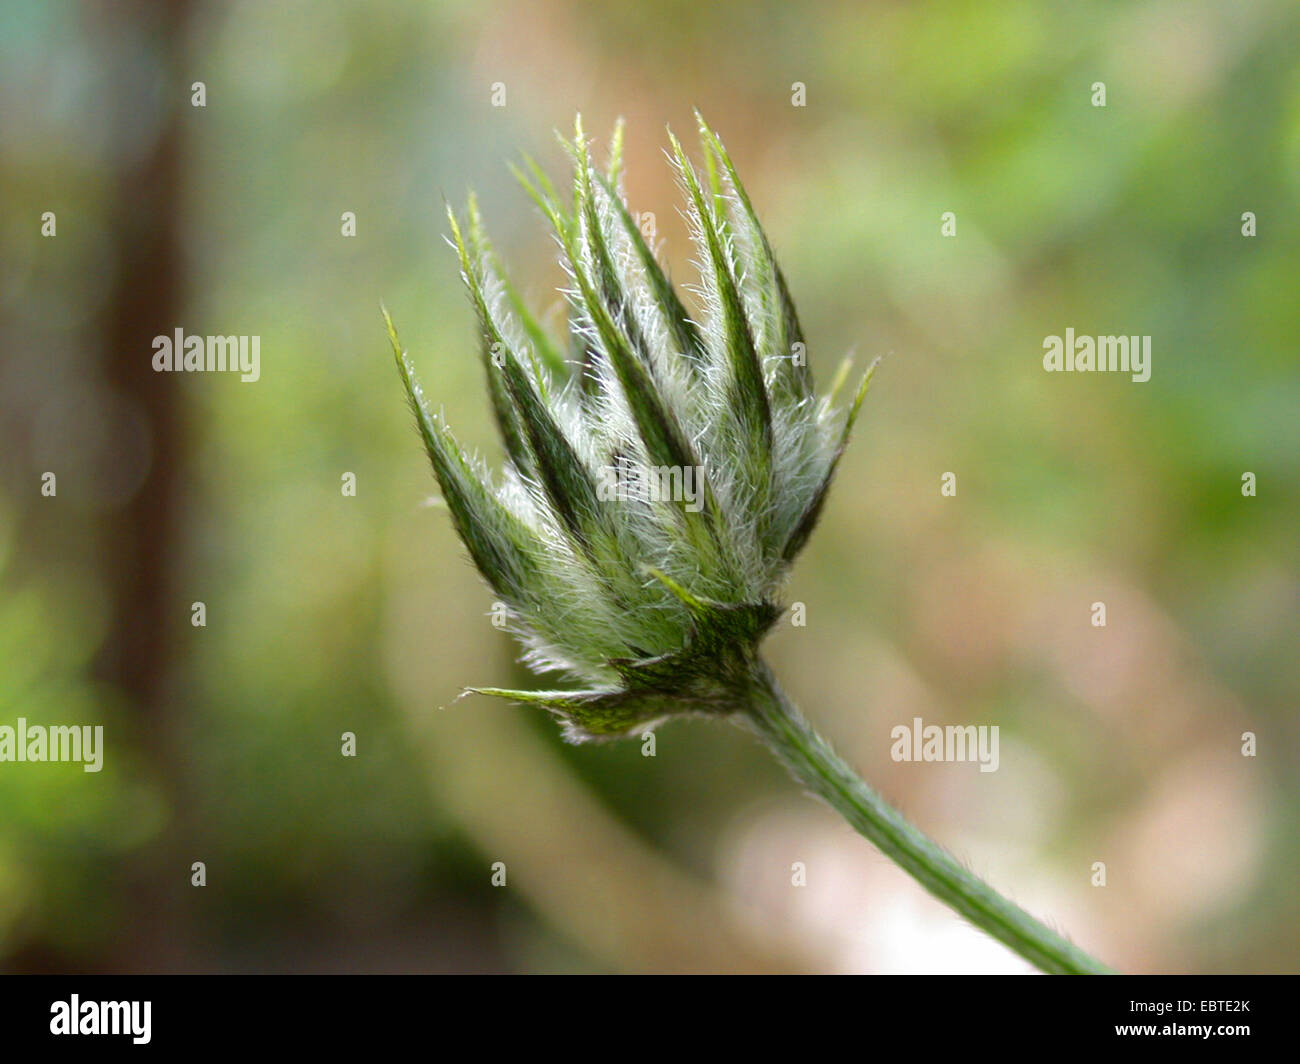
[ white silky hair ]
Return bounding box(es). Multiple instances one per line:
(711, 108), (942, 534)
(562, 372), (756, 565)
(432, 121), (869, 686)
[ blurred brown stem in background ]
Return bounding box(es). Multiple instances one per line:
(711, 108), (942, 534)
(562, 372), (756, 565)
(88, 0), (193, 973)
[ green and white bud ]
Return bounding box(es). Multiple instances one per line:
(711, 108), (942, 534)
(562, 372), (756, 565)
(388, 114), (874, 741)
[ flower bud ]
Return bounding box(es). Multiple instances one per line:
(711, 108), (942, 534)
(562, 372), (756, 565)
(389, 114), (874, 741)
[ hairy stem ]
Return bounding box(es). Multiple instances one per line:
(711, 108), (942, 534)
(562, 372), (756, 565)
(741, 658), (1115, 975)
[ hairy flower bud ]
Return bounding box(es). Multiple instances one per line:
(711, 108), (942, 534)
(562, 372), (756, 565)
(389, 113), (874, 741)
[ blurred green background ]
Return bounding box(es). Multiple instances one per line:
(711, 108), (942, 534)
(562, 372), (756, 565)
(1, 0), (1297, 973)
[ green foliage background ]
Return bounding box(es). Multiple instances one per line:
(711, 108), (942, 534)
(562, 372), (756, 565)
(0, 0), (1296, 972)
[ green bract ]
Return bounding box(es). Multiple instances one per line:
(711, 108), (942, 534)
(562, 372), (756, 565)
(388, 113), (874, 741)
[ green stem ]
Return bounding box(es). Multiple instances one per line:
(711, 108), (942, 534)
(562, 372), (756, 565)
(741, 658), (1115, 975)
